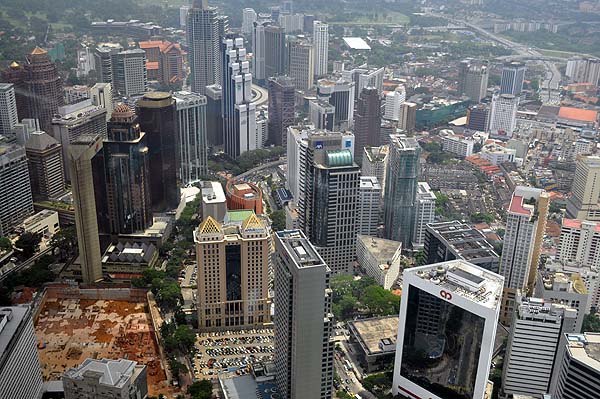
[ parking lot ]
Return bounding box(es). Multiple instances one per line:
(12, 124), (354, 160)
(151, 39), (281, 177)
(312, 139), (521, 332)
(192, 328), (274, 378)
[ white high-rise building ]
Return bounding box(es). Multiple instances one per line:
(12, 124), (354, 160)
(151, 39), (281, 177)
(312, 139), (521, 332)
(362, 145), (388, 197)
(342, 67), (385, 101)
(273, 230), (334, 399)
(566, 156), (600, 221)
(558, 219), (600, 270)
(317, 78), (355, 130)
(358, 176), (381, 237)
(550, 333), (600, 399)
(287, 38), (314, 90)
(501, 297), (578, 398)
(111, 49), (147, 97)
(313, 21), (329, 77)
(179, 5), (190, 27)
(89, 82), (113, 121)
(242, 8), (257, 35)
(0, 307), (44, 399)
(0, 144), (34, 236)
(252, 21), (266, 81)
(413, 182), (436, 247)
(441, 130), (475, 158)
(222, 38), (257, 158)
(173, 91), (208, 184)
(384, 85), (406, 121)
(488, 93), (518, 138)
(0, 83), (18, 135)
(392, 260), (503, 399)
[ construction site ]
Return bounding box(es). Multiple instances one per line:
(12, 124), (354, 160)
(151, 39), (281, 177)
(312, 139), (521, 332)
(33, 284), (178, 397)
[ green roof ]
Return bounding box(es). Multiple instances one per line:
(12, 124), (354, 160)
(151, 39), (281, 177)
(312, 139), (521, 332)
(326, 150), (353, 167)
(226, 210), (255, 222)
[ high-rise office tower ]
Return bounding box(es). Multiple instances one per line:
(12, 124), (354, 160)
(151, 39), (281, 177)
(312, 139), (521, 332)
(383, 135), (421, 246)
(51, 99), (107, 181)
(25, 131), (65, 201)
(362, 145), (388, 197)
(501, 297), (577, 398)
(268, 76), (295, 147)
(499, 186), (550, 324)
(180, 5), (190, 27)
(399, 102), (417, 134)
(287, 38), (314, 90)
(103, 104), (152, 236)
(205, 84), (223, 147)
(1, 62), (27, 119)
(383, 85), (406, 122)
(187, 0), (221, 95)
(173, 91), (208, 184)
(309, 99), (335, 131)
(195, 212), (271, 330)
(342, 67), (385, 101)
(424, 220), (500, 273)
(265, 25), (286, 80)
(393, 260), (503, 399)
(63, 358), (148, 399)
(458, 59), (489, 102)
(273, 230), (334, 399)
(94, 43), (122, 84)
(222, 38), (257, 158)
(558, 219), (600, 269)
(466, 103), (489, 132)
(353, 87), (381, 161)
(312, 21), (329, 77)
(488, 93), (518, 138)
(111, 49), (148, 97)
(281, 0), (293, 14)
(13, 47), (65, 133)
(0, 83), (18, 135)
(68, 134), (104, 283)
(0, 144), (33, 236)
(413, 182), (436, 247)
(0, 307), (44, 399)
(90, 82), (114, 121)
(242, 8), (257, 35)
(566, 156), (600, 221)
(256, 110), (268, 147)
(252, 22), (267, 82)
(317, 78), (355, 131)
(550, 333), (600, 399)
(358, 176), (381, 237)
(136, 92), (179, 212)
(501, 61), (527, 96)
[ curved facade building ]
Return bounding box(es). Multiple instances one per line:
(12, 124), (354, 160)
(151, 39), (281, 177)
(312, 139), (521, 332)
(225, 180), (263, 214)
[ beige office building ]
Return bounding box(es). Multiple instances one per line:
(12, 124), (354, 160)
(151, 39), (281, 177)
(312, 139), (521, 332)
(69, 134), (104, 283)
(567, 156), (600, 221)
(195, 211), (271, 331)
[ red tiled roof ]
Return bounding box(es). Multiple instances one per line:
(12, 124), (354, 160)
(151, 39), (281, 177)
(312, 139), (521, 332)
(509, 195), (532, 216)
(558, 107), (598, 123)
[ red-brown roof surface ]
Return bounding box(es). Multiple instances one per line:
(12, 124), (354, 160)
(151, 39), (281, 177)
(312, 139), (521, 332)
(558, 107), (598, 123)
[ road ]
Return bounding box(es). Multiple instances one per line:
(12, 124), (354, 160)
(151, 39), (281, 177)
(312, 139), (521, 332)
(0, 247), (53, 283)
(234, 158), (286, 180)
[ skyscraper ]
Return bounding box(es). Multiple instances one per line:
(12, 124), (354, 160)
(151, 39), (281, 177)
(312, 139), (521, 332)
(317, 78), (355, 131)
(558, 219), (600, 269)
(273, 230), (334, 399)
(89, 82), (114, 121)
(342, 67), (384, 101)
(312, 21), (329, 77)
(222, 38), (257, 158)
(242, 8), (257, 35)
(399, 102), (417, 134)
(466, 103), (489, 132)
(268, 76), (295, 147)
(25, 131), (65, 201)
(362, 145), (388, 197)
(68, 134), (104, 283)
(0, 306), (44, 399)
(187, 0), (221, 95)
(111, 49), (148, 97)
(252, 22), (267, 82)
(501, 61), (527, 96)
(501, 297), (577, 398)
(103, 104), (152, 236)
(488, 93), (518, 138)
(383, 85), (406, 122)
(413, 182), (436, 247)
(205, 84), (223, 147)
(136, 92), (180, 212)
(550, 333), (600, 399)
(499, 186), (550, 324)
(383, 135), (421, 246)
(358, 176), (381, 237)
(173, 91), (208, 184)
(0, 83), (18, 135)
(353, 87), (381, 161)
(0, 144), (33, 236)
(309, 99), (335, 131)
(265, 25), (286, 79)
(94, 43), (122, 84)
(566, 156), (600, 221)
(458, 59), (489, 103)
(392, 260), (503, 399)
(287, 38), (314, 90)
(195, 212), (271, 330)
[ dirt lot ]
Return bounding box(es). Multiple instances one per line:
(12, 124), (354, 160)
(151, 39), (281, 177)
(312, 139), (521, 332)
(35, 297), (178, 397)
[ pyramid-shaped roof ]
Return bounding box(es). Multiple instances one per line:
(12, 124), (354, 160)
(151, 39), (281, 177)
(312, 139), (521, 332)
(198, 216), (222, 234)
(241, 213), (265, 232)
(25, 131), (60, 151)
(31, 46), (47, 55)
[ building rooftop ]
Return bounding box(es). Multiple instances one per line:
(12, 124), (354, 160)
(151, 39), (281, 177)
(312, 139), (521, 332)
(22, 209), (57, 228)
(562, 218), (600, 233)
(408, 260), (504, 309)
(102, 241), (157, 264)
(0, 306), (29, 358)
(558, 107), (598, 123)
(357, 235), (402, 264)
(64, 358), (139, 389)
(427, 221), (499, 262)
(364, 145), (389, 163)
(202, 181), (226, 204)
(276, 230), (326, 269)
(360, 176), (382, 190)
(348, 316), (398, 356)
(343, 37), (371, 50)
(539, 271), (587, 295)
(565, 333), (600, 371)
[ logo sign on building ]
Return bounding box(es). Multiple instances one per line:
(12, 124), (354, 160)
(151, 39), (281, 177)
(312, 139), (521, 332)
(345, 140), (352, 148)
(440, 290), (452, 301)
(315, 141), (324, 149)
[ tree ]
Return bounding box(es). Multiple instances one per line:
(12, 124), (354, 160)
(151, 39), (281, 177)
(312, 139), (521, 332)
(270, 209), (286, 232)
(188, 380), (213, 399)
(49, 226), (77, 260)
(0, 237), (12, 251)
(169, 359), (188, 378)
(582, 313), (600, 333)
(15, 232), (42, 257)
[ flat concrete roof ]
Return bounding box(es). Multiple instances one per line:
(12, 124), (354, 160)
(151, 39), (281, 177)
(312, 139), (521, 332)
(348, 316), (398, 356)
(357, 235), (401, 264)
(343, 37), (371, 50)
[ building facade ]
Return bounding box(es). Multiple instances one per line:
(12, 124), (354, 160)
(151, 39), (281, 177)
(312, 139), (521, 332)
(313, 21), (329, 77)
(566, 156), (600, 221)
(353, 87), (381, 161)
(488, 93), (518, 138)
(458, 59), (489, 103)
(558, 219), (600, 269)
(25, 131), (65, 201)
(501, 61), (526, 96)
(287, 38), (314, 90)
(173, 91), (208, 184)
(0, 144), (33, 236)
(0, 83), (18, 135)
(550, 333), (600, 399)
(356, 235), (402, 289)
(268, 76), (295, 147)
(413, 182), (436, 247)
(358, 176), (382, 237)
(111, 49), (148, 97)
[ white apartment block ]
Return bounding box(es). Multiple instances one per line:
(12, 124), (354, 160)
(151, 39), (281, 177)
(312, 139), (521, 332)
(358, 176), (381, 237)
(242, 8), (257, 34)
(488, 93), (518, 138)
(441, 130), (474, 158)
(384, 85), (406, 121)
(413, 182), (436, 247)
(480, 142), (516, 165)
(90, 82), (114, 121)
(559, 219), (600, 270)
(362, 145), (388, 197)
(0, 144), (34, 236)
(356, 234), (401, 289)
(0, 83), (18, 135)
(313, 21), (329, 77)
(567, 156), (600, 221)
